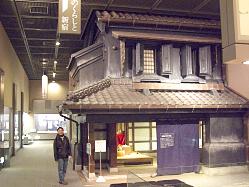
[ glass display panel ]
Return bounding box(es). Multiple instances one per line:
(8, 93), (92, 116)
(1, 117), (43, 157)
(34, 114), (67, 133)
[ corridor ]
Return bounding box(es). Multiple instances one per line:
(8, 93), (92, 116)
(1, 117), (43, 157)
(0, 141), (84, 187)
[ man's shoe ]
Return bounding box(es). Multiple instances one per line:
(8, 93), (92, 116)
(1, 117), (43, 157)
(62, 181), (68, 185)
(59, 181), (68, 185)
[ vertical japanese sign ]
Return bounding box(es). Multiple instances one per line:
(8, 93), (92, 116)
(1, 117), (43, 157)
(58, 0), (81, 34)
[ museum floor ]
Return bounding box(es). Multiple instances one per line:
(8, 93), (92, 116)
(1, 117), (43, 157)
(0, 141), (84, 187)
(1, 141), (249, 187)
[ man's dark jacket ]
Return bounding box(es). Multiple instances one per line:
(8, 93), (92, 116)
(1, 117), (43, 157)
(53, 135), (71, 161)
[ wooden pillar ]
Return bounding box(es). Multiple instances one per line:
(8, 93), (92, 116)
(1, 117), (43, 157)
(81, 123), (88, 169)
(244, 113), (249, 163)
(107, 123), (118, 173)
(88, 123), (95, 178)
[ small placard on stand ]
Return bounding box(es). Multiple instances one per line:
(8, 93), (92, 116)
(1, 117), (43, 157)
(95, 140), (106, 183)
(95, 140), (106, 153)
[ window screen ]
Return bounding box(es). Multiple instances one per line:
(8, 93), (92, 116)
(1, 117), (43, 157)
(144, 49), (155, 74)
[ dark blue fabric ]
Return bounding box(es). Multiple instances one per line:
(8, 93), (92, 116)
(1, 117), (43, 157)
(157, 122), (199, 175)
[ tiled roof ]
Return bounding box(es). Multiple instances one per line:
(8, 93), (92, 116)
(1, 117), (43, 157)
(96, 10), (220, 29)
(65, 79), (249, 111)
(68, 79), (112, 101)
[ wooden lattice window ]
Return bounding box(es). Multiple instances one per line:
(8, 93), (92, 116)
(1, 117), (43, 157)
(143, 49), (155, 74)
(127, 122), (157, 152)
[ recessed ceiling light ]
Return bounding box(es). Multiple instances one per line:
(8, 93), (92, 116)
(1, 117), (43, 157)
(56, 41), (60, 46)
(243, 60), (249, 64)
(42, 62), (47, 65)
(53, 72), (56, 78)
(54, 60), (57, 64)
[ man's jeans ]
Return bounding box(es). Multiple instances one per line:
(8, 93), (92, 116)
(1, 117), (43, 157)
(58, 158), (68, 182)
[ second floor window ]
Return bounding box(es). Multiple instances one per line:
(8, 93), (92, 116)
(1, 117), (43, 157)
(143, 49), (155, 74)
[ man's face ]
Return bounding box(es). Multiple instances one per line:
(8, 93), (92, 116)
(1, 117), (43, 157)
(57, 128), (64, 136)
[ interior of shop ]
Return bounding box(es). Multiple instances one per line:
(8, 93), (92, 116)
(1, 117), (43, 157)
(114, 121), (204, 168)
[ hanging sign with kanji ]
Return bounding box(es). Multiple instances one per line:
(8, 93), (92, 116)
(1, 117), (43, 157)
(58, 0), (81, 34)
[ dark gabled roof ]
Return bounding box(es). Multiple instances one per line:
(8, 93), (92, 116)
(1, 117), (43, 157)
(63, 79), (249, 112)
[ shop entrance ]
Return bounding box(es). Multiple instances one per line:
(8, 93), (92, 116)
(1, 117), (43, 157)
(116, 122), (156, 166)
(157, 120), (200, 175)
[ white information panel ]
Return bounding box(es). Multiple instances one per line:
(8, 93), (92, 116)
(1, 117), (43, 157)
(95, 140), (106, 153)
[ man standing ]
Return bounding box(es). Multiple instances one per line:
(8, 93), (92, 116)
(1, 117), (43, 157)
(53, 127), (72, 185)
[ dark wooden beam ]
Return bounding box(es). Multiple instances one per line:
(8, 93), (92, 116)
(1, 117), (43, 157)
(132, 82), (225, 91)
(107, 123), (117, 170)
(112, 31), (221, 44)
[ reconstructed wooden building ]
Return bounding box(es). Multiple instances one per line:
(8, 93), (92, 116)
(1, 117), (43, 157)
(61, 10), (249, 178)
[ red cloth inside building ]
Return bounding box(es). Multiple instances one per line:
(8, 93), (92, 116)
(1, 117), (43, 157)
(116, 133), (126, 145)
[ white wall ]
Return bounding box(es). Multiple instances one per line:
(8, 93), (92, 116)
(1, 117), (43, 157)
(226, 64), (249, 99)
(0, 22), (29, 112)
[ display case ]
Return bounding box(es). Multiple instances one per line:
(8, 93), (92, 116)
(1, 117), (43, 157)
(0, 107), (11, 169)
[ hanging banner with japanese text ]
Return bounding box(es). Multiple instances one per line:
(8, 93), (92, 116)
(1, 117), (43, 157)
(58, 0), (81, 34)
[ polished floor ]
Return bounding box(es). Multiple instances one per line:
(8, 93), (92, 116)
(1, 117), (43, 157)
(0, 141), (84, 187)
(1, 141), (249, 187)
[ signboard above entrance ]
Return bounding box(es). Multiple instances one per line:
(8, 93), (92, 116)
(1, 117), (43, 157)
(58, 0), (81, 34)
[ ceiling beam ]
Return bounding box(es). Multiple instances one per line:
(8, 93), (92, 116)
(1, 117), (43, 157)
(11, 0), (219, 16)
(0, 14), (88, 20)
(10, 37), (81, 42)
(6, 27), (57, 32)
(17, 52), (53, 55)
(12, 0), (37, 75)
(10, 0), (58, 3)
(15, 45), (82, 49)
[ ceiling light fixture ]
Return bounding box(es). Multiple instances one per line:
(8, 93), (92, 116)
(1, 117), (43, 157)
(42, 58), (48, 65)
(54, 63), (57, 71)
(53, 72), (56, 78)
(56, 41), (60, 46)
(42, 73), (48, 99)
(54, 60), (57, 64)
(243, 60), (249, 64)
